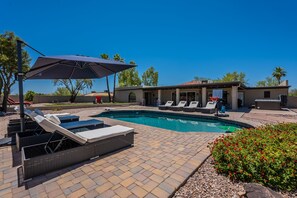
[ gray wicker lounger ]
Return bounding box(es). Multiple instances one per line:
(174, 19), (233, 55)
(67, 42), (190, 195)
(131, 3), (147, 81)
(196, 101), (217, 114)
(158, 101), (174, 110)
(16, 113), (104, 150)
(34, 108), (79, 123)
(22, 115), (134, 180)
(183, 101), (199, 112)
(169, 101), (187, 111)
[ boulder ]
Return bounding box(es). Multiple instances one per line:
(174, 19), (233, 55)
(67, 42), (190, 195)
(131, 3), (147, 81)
(244, 183), (283, 198)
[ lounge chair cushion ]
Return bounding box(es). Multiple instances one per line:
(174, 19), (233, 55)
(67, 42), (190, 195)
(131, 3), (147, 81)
(76, 125), (134, 143)
(185, 101), (199, 108)
(176, 101), (187, 107)
(34, 115), (88, 144)
(45, 114), (61, 125)
(60, 119), (103, 130)
(34, 109), (44, 117)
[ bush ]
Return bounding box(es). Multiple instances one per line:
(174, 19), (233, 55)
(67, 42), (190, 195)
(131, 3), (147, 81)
(24, 91), (36, 101)
(209, 123), (297, 191)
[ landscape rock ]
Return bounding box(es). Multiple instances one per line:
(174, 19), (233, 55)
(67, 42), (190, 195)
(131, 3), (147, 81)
(244, 183), (283, 198)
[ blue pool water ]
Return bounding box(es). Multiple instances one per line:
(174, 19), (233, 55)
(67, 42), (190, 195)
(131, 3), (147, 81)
(97, 111), (244, 133)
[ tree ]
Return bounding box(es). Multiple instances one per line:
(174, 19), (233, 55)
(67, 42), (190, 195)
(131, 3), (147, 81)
(53, 79), (93, 102)
(216, 72), (247, 84)
(142, 67), (158, 86)
(0, 32), (31, 112)
(24, 90), (36, 101)
(256, 77), (279, 87)
(118, 61), (141, 87)
(193, 76), (210, 81)
(100, 53), (111, 102)
(53, 87), (71, 96)
(113, 54), (125, 102)
(272, 66), (286, 84)
(289, 89), (297, 97)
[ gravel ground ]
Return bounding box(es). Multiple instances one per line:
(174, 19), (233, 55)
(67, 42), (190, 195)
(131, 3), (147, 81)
(174, 157), (297, 198)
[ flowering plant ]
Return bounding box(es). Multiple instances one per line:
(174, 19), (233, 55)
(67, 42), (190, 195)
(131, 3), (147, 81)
(209, 123), (297, 191)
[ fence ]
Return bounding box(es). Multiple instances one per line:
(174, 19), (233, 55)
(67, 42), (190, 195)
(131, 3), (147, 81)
(288, 96), (297, 108)
(1, 95), (111, 104)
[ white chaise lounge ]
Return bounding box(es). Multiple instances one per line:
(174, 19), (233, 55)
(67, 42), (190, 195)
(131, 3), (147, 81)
(183, 101), (199, 112)
(158, 101), (174, 110)
(196, 101), (217, 114)
(169, 101), (187, 111)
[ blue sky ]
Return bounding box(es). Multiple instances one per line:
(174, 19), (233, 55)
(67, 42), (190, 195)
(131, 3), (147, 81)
(1, 0), (297, 94)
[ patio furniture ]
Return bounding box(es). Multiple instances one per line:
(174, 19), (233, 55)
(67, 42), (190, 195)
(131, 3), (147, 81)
(7, 97), (32, 107)
(34, 108), (79, 123)
(196, 101), (217, 114)
(183, 101), (199, 112)
(255, 99), (282, 110)
(22, 115), (134, 180)
(158, 101), (174, 110)
(16, 113), (104, 150)
(169, 101), (187, 111)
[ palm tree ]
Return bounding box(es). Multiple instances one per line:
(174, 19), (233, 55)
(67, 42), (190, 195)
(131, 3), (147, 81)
(113, 54), (124, 103)
(100, 54), (111, 102)
(272, 67), (286, 85)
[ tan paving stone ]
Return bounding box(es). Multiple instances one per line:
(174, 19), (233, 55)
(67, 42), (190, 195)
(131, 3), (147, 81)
(142, 180), (159, 192)
(149, 174), (164, 183)
(67, 188), (88, 198)
(131, 186), (148, 198)
(151, 186), (171, 197)
(121, 177), (136, 188)
(115, 186), (133, 197)
(81, 178), (96, 189)
(95, 182), (113, 194)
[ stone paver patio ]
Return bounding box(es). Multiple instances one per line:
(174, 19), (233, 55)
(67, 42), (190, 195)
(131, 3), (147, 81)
(0, 106), (296, 197)
(0, 107), (221, 198)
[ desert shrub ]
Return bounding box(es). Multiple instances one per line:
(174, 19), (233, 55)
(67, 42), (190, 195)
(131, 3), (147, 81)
(24, 90), (36, 101)
(209, 123), (297, 191)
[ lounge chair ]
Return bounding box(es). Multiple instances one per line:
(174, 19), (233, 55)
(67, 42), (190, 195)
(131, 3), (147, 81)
(16, 111), (104, 150)
(22, 115), (134, 180)
(169, 101), (187, 111)
(196, 101), (217, 114)
(34, 108), (79, 123)
(7, 97), (32, 107)
(183, 101), (199, 112)
(158, 101), (174, 110)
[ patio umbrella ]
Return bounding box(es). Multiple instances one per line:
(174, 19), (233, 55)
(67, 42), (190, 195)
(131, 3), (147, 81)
(26, 55), (135, 79)
(17, 55), (136, 132)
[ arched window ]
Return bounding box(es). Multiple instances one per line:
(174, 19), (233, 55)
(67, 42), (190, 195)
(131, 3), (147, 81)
(128, 92), (136, 102)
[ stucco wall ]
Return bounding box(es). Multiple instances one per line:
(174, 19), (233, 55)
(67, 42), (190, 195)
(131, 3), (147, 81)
(1, 95), (110, 104)
(288, 96), (297, 108)
(244, 88), (288, 107)
(115, 89), (143, 103)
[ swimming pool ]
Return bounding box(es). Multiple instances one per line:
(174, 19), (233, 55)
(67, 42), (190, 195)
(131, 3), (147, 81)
(97, 111), (245, 133)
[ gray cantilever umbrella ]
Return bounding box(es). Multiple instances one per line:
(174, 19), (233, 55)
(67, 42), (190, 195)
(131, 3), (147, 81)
(17, 55), (135, 132)
(26, 55), (135, 79)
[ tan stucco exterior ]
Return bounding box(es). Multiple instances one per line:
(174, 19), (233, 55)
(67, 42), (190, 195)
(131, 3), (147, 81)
(115, 82), (290, 109)
(243, 88), (288, 107)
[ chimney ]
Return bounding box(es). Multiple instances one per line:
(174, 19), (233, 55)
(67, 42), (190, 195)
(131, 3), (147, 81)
(279, 80), (288, 86)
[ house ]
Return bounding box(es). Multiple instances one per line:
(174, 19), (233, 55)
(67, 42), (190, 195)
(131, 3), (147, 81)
(115, 80), (290, 110)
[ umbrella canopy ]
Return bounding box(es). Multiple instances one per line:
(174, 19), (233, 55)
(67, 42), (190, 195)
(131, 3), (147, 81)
(26, 55), (136, 79)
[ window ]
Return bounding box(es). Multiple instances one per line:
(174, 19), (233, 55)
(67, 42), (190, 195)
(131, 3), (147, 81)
(264, 91), (270, 98)
(128, 92), (136, 102)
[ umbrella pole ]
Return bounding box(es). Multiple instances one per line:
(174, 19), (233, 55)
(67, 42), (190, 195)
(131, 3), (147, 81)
(17, 40), (25, 132)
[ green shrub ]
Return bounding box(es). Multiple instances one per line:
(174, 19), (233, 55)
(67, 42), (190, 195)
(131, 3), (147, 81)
(24, 90), (36, 101)
(209, 123), (297, 191)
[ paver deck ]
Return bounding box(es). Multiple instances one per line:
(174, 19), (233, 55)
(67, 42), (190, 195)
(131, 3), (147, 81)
(0, 107), (222, 198)
(0, 106), (296, 197)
